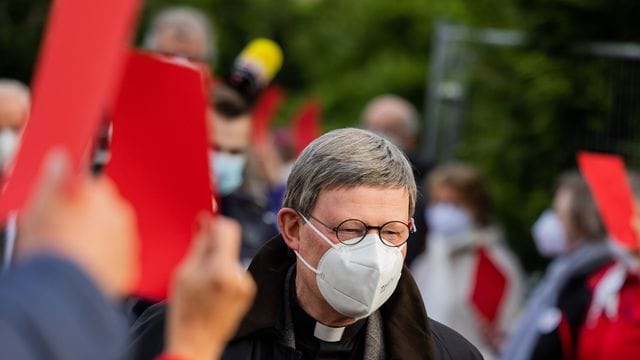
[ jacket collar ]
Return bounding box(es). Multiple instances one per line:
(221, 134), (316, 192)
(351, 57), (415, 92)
(235, 235), (434, 359)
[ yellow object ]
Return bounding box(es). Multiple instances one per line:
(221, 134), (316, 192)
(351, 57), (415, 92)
(239, 38), (283, 82)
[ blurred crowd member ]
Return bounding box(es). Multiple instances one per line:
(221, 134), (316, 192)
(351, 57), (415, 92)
(0, 79), (30, 269)
(0, 79), (29, 180)
(575, 174), (640, 359)
(143, 6), (215, 63)
(502, 172), (613, 360)
(130, 128), (483, 360)
(361, 94), (431, 266)
(0, 150), (255, 360)
(209, 85), (279, 265)
(411, 162), (524, 359)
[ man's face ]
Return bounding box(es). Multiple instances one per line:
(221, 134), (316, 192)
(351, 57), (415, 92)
(429, 183), (476, 221)
(295, 185), (410, 312)
(207, 110), (252, 154)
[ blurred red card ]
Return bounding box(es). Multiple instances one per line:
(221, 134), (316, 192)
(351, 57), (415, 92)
(578, 151), (638, 251)
(293, 99), (322, 155)
(0, 0), (139, 217)
(252, 85), (284, 146)
(470, 246), (507, 324)
(106, 52), (213, 300)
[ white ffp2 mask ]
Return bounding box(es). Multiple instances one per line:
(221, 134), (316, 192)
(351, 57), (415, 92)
(294, 214), (405, 319)
(532, 209), (569, 257)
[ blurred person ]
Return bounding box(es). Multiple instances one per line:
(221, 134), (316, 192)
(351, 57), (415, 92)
(0, 150), (255, 360)
(0, 79), (30, 180)
(361, 94), (431, 266)
(574, 173), (640, 359)
(208, 85), (279, 265)
(130, 128), (482, 360)
(502, 172), (614, 360)
(411, 162), (525, 359)
(143, 6), (215, 63)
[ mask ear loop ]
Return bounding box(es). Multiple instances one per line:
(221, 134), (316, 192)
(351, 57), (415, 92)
(297, 212), (340, 249)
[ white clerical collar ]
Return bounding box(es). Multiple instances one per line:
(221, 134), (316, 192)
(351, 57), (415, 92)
(313, 322), (345, 342)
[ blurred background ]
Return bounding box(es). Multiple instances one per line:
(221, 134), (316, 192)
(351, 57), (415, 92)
(2, 0), (639, 273)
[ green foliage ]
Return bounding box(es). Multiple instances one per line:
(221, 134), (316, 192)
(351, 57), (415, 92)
(1, 0), (638, 272)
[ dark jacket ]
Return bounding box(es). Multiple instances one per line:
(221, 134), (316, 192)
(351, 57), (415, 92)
(130, 236), (482, 360)
(0, 256), (129, 360)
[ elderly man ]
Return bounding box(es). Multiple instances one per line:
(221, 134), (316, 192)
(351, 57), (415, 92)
(0, 79), (29, 179)
(361, 95), (431, 267)
(130, 128), (481, 359)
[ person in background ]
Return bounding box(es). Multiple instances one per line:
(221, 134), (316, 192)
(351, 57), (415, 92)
(0, 79), (30, 181)
(502, 172), (614, 360)
(574, 173), (640, 359)
(0, 79), (30, 269)
(208, 85), (279, 265)
(143, 6), (215, 64)
(361, 94), (431, 266)
(129, 128), (482, 360)
(0, 150), (255, 360)
(411, 162), (524, 359)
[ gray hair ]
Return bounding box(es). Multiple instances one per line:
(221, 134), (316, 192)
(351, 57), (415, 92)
(557, 172), (606, 242)
(283, 128), (417, 217)
(143, 6), (215, 61)
(0, 79), (30, 107)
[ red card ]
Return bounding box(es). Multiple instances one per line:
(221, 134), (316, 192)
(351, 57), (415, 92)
(106, 52), (213, 300)
(470, 246), (507, 324)
(0, 0), (140, 217)
(252, 85), (285, 146)
(578, 151), (639, 251)
(293, 99), (322, 155)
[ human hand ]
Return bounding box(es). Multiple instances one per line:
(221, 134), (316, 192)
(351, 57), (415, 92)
(18, 149), (140, 299)
(166, 213), (256, 360)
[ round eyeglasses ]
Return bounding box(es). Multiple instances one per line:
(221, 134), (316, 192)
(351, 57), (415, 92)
(309, 215), (415, 247)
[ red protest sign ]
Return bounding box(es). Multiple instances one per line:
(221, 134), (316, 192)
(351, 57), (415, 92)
(470, 246), (507, 324)
(252, 85), (285, 146)
(106, 52), (213, 300)
(0, 0), (140, 217)
(578, 151), (639, 251)
(293, 99), (322, 155)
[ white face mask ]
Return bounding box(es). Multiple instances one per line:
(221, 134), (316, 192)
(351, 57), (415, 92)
(294, 214), (405, 319)
(426, 202), (473, 238)
(532, 209), (569, 257)
(209, 150), (247, 196)
(0, 128), (19, 171)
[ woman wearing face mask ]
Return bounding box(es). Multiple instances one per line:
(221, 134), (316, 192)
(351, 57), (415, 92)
(411, 162), (525, 360)
(502, 172), (614, 360)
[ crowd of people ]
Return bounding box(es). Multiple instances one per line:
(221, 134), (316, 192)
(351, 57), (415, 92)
(1, 4), (640, 360)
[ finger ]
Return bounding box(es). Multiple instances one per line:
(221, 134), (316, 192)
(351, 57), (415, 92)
(25, 148), (71, 215)
(184, 212), (216, 264)
(208, 216), (242, 262)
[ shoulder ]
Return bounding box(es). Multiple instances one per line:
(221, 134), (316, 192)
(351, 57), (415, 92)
(429, 319), (484, 360)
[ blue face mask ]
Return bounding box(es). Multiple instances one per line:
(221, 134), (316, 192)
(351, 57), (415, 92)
(209, 151), (247, 196)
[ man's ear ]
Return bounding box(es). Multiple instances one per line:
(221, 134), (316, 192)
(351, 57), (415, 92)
(278, 207), (302, 251)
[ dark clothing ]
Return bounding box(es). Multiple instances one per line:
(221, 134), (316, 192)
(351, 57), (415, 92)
(130, 235), (483, 360)
(405, 152), (432, 267)
(530, 260), (613, 360)
(290, 267), (368, 360)
(0, 255), (129, 360)
(220, 192), (279, 264)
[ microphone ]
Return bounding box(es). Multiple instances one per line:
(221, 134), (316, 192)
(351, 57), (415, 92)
(226, 38), (283, 104)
